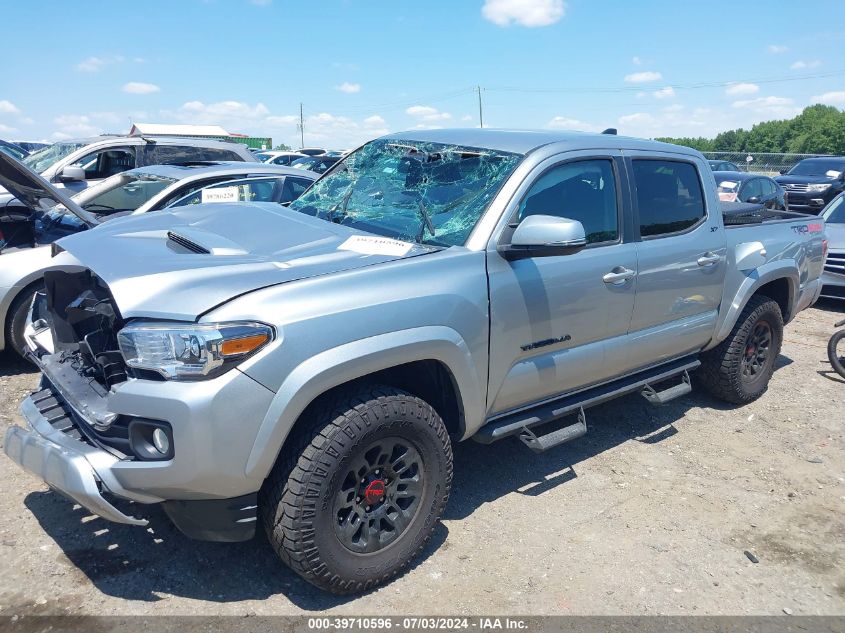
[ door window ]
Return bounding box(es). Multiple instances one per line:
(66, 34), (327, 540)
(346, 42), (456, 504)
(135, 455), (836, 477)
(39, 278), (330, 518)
(281, 176), (313, 203)
(739, 178), (763, 202)
(71, 147), (136, 179)
(632, 160), (705, 237)
(517, 159), (619, 244)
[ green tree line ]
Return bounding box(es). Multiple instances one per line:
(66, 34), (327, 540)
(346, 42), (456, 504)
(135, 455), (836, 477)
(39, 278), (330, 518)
(656, 105), (845, 154)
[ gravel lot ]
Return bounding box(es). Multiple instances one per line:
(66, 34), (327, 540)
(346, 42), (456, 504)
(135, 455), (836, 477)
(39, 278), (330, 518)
(0, 301), (843, 616)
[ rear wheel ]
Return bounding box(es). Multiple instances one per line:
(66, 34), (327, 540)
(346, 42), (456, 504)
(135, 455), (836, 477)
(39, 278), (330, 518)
(259, 385), (452, 594)
(828, 330), (845, 379)
(699, 295), (784, 404)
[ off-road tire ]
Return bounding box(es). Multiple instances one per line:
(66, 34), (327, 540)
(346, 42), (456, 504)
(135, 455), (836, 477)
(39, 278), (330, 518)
(5, 284), (41, 361)
(259, 385), (453, 594)
(828, 329), (845, 379)
(699, 295), (784, 404)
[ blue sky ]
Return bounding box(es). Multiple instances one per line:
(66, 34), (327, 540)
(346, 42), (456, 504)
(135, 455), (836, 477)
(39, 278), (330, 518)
(1, 0), (844, 148)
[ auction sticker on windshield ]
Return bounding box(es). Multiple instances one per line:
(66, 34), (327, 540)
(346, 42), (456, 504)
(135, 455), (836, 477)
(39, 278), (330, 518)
(338, 235), (414, 256)
(202, 186), (240, 204)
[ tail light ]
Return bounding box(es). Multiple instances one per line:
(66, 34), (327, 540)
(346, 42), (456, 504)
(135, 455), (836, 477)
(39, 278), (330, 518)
(822, 238), (828, 261)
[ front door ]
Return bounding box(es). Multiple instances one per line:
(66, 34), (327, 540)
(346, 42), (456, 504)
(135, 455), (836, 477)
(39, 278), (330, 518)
(487, 152), (638, 417)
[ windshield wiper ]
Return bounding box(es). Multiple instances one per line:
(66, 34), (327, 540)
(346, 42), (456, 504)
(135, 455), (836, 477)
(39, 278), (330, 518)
(416, 198), (435, 243)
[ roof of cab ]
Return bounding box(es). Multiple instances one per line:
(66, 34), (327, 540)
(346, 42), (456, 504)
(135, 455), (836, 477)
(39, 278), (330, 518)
(381, 128), (700, 157)
(117, 162), (315, 179)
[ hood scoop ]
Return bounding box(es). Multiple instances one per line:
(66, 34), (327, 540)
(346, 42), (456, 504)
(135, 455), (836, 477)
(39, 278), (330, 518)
(166, 226), (248, 256)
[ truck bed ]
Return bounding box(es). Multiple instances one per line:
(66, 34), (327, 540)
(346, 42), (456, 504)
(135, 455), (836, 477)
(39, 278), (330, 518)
(721, 201), (810, 226)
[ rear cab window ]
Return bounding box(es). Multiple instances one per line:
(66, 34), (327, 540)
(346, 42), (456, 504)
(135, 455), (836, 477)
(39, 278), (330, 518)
(631, 159), (706, 238)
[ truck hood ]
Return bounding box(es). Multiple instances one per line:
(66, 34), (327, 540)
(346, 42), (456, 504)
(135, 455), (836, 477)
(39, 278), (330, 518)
(0, 151), (97, 226)
(775, 174), (841, 186)
(56, 201), (434, 320)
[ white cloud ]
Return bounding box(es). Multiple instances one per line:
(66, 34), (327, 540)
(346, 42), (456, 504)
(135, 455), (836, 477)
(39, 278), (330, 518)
(790, 60), (821, 70)
(461, 115), (474, 122)
(0, 100), (20, 115)
(123, 82), (160, 95)
(767, 44), (788, 53)
(632, 56), (642, 66)
(624, 71), (662, 84)
(663, 104), (684, 113)
(725, 83), (759, 96)
(482, 0), (565, 27)
(0, 123), (18, 134)
(546, 116), (597, 132)
(75, 55), (126, 72)
(812, 91), (845, 106)
(335, 82), (362, 94)
(731, 96), (799, 118)
(406, 105), (452, 121)
(363, 115), (387, 127)
(618, 112), (655, 126)
(51, 131), (74, 140)
(52, 114), (100, 137)
(653, 86), (675, 99)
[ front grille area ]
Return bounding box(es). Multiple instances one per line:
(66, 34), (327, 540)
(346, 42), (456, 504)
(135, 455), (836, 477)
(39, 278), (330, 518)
(32, 379), (133, 459)
(821, 284), (845, 299)
(825, 252), (845, 276)
(784, 183), (810, 192)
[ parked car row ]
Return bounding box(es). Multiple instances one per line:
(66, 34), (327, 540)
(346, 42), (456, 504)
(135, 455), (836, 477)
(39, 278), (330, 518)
(710, 155), (845, 215)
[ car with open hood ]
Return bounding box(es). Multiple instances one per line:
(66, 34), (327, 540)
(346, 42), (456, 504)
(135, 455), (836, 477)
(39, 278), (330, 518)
(0, 153), (316, 357)
(0, 135), (257, 206)
(1, 129), (826, 595)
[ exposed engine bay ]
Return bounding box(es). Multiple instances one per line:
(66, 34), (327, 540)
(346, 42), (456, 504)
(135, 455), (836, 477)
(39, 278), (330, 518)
(42, 268), (128, 389)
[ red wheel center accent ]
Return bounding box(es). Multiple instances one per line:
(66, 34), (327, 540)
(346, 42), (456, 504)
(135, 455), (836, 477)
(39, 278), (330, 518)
(364, 480), (386, 505)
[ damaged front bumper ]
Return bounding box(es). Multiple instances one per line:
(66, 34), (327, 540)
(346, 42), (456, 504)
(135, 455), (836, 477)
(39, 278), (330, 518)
(4, 390), (150, 525)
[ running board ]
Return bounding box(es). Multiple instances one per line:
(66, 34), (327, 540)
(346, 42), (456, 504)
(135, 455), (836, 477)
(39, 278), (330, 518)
(473, 355), (700, 444)
(519, 407), (587, 453)
(641, 370), (692, 405)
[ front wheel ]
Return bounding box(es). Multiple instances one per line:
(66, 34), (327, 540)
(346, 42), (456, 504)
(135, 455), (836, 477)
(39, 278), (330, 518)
(259, 385), (453, 594)
(699, 295), (784, 404)
(828, 330), (845, 379)
(5, 284), (42, 361)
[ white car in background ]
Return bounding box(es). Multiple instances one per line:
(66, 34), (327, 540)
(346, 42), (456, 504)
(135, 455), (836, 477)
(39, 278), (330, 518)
(254, 150), (307, 166)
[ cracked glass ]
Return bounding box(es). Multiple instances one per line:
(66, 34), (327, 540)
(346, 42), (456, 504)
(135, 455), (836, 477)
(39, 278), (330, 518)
(288, 138), (523, 247)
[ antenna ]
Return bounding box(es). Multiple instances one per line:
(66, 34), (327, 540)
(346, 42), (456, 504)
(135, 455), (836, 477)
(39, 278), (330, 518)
(298, 103), (305, 149)
(477, 85), (484, 129)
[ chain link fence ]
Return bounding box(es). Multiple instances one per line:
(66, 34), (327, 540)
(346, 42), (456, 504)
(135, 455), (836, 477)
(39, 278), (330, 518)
(702, 151), (831, 175)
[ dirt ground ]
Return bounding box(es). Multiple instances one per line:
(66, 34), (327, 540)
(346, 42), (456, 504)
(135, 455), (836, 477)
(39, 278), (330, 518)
(0, 301), (843, 617)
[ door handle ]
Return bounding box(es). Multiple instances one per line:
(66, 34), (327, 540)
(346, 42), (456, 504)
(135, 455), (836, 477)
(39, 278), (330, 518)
(697, 252), (721, 267)
(603, 266), (636, 285)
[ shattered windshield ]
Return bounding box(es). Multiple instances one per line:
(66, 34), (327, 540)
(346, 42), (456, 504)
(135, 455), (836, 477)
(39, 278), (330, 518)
(21, 142), (86, 173)
(288, 138), (523, 247)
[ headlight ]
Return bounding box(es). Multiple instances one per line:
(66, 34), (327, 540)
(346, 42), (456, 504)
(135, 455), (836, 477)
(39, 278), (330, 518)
(807, 183), (831, 192)
(117, 321), (274, 380)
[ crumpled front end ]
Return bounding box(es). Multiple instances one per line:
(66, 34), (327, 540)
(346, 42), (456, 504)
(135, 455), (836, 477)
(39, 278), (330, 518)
(4, 269), (276, 540)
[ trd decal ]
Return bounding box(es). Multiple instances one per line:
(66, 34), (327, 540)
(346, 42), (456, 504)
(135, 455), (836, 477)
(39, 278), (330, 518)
(521, 335), (572, 352)
(792, 223), (824, 234)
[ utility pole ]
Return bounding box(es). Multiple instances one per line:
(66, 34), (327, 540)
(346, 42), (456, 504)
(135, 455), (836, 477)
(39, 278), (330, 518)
(298, 103), (305, 149)
(477, 85), (484, 129)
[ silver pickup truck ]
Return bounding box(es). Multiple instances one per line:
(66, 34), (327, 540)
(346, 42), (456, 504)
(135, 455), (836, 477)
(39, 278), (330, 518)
(2, 129), (827, 594)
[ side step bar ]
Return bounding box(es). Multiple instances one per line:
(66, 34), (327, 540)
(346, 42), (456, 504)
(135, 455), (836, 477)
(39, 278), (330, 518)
(519, 407), (587, 453)
(473, 355), (700, 445)
(641, 370), (692, 405)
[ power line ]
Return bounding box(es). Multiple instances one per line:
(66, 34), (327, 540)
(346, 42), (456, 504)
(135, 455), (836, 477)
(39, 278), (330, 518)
(477, 85), (484, 128)
(484, 69), (845, 95)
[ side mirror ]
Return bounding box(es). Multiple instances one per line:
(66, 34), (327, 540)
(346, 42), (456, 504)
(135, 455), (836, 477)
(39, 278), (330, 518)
(498, 214), (587, 261)
(779, 169), (786, 175)
(59, 166), (86, 182)
(746, 196), (761, 204)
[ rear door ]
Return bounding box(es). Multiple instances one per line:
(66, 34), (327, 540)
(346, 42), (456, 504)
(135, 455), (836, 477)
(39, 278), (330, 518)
(620, 153), (726, 373)
(486, 151), (639, 416)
